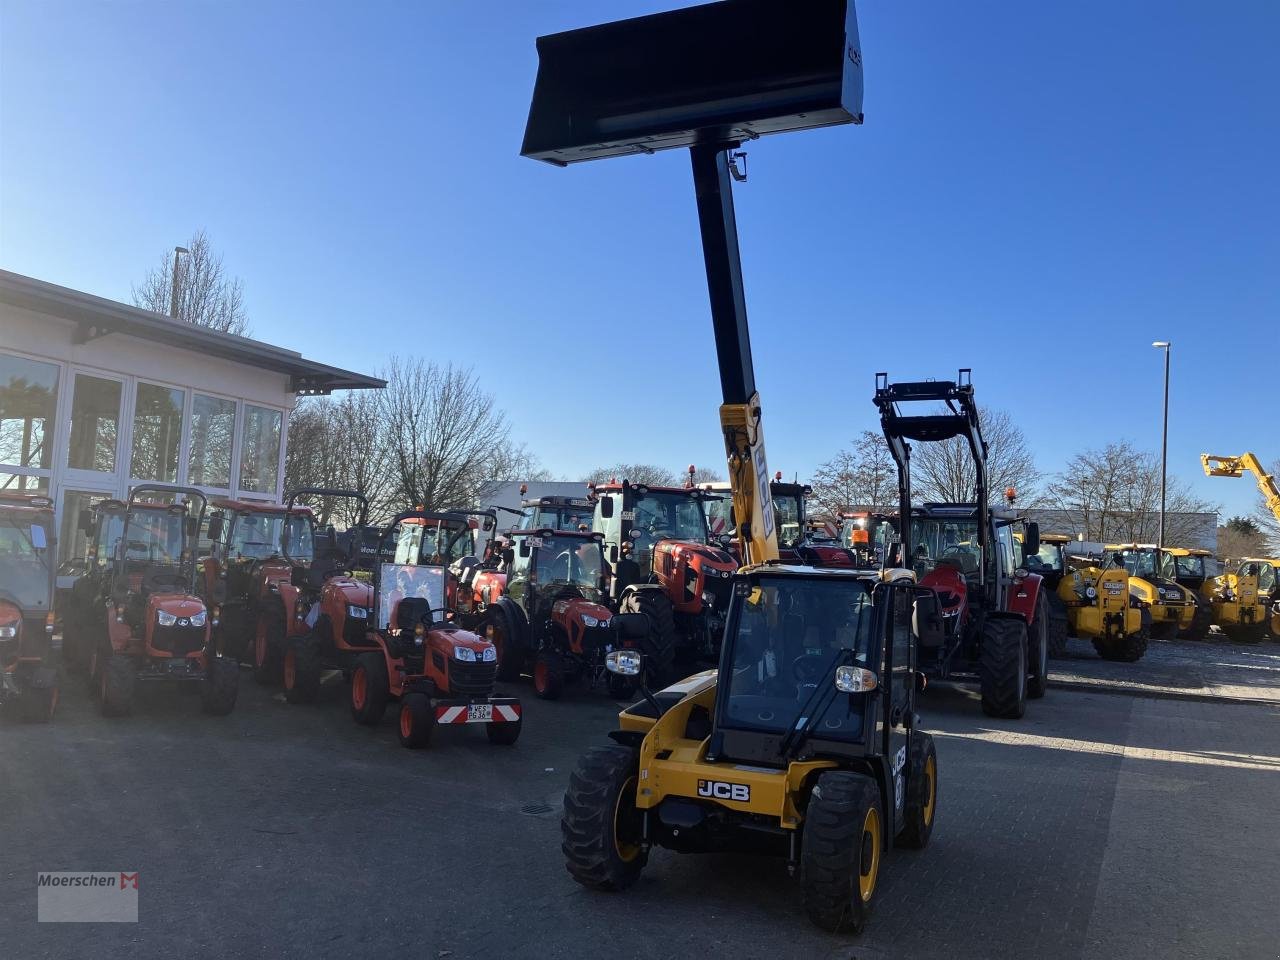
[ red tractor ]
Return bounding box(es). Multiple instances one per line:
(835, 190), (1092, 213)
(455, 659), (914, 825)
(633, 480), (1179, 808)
(590, 479), (734, 673)
(512, 486), (596, 533)
(348, 510), (521, 747)
(708, 476), (859, 568)
(876, 371), (1049, 720)
(456, 527), (651, 699)
(0, 492), (59, 722)
(67, 485), (238, 717)
(201, 495), (317, 684)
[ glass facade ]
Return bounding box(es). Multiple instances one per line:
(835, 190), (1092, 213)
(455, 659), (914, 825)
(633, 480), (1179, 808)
(67, 373), (122, 472)
(189, 394), (235, 488)
(130, 382), (185, 482)
(239, 404), (282, 494)
(0, 353), (59, 472)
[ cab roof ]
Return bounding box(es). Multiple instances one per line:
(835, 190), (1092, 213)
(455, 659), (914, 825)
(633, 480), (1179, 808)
(0, 492), (54, 514)
(506, 527), (600, 541)
(210, 497), (313, 516)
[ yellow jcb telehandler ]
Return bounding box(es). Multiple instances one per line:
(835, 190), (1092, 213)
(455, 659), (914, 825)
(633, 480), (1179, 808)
(1058, 551), (1149, 661)
(1107, 544), (1196, 641)
(1211, 560), (1269, 642)
(1165, 547), (1216, 640)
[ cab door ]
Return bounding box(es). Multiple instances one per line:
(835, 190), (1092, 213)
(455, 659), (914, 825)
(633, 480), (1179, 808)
(882, 583), (916, 835)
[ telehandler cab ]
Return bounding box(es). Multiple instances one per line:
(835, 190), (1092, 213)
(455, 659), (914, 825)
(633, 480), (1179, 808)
(0, 493), (58, 722)
(1166, 547), (1215, 640)
(349, 510), (521, 747)
(69, 485), (238, 717)
(876, 371), (1049, 719)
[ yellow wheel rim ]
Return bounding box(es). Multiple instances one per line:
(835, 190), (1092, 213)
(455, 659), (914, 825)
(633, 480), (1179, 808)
(858, 806), (881, 902)
(923, 754), (937, 827)
(613, 775), (641, 863)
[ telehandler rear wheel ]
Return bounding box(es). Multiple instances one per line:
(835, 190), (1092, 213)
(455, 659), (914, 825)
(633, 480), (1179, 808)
(801, 771), (883, 933)
(1151, 619), (1179, 642)
(562, 745), (647, 891)
(898, 733), (937, 850)
(979, 618), (1027, 719)
(1182, 600), (1212, 641)
(1045, 593), (1070, 658)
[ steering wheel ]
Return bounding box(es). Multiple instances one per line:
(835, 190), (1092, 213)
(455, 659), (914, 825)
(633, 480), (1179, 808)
(792, 653), (829, 686)
(547, 550), (573, 582)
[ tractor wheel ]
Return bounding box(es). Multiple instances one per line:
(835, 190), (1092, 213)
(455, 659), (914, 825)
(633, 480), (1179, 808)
(282, 635), (321, 705)
(533, 649), (565, 701)
(1112, 627), (1149, 662)
(252, 610), (286, 687)
(605, 671), (636, 702)
(979, 617), (1027, 719)
(898, 732), (937, 850)
(561, 744), (647, 891)
(1182, 600), (1212, 641)
(398, 692), (435, 749)
(620, 590), (677, 686)
(800, 771), (883, 933)
(1046, 593), (1070, 658)
(486, 714), (522, 746)
(1027, 592), (1050, 700)
(350, 652), (390, 725)
(99, 654), (135, 717)
(21, 683), (59, 723)
(482, 606), (524, 683)
(200, 657), (240, 715)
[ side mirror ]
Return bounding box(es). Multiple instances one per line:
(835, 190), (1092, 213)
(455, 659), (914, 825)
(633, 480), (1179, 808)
(207, 516), (224, 543)
(912, 588), (945, 649)
(835, 665), (878, 692)
(599, 497), (614, 519)
(1023, 522), (1041, 558)
(291, 565), (308, 588)
(78, 509), (94, 535)
(518, 540), (530, 558)
(185, 516), (199, 540)
(502, 548), (515, 567)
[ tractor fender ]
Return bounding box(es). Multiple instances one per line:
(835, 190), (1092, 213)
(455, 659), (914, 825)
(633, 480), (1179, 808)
(1006, 572), (1042, 624)
(619, 582), (666, 604)
(490, 595), (528, 634)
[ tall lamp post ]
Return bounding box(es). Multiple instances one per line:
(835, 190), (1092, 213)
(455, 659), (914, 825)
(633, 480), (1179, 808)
(1152, 340), (1171, 547)
(169, 245), (189, 319)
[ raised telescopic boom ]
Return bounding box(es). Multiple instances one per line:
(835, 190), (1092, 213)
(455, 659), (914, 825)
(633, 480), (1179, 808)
(1202, 452), (1280, 526)
(521, 0), (865, 567)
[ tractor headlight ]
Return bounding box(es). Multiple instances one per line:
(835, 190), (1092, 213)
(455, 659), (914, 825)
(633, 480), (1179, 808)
(157, 610), (177, 627)
(482, 646), (497, 662)
(582, 614), (603, 628)
(347, 605), (367, 619)
(0, 625), (16, 639)
(189, 610), (207, 627)
(454, 646), (477, 662)
(702, 591), (716, 606)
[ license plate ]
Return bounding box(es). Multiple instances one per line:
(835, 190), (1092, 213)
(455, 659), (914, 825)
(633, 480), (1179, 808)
(467, 703), (492, 722)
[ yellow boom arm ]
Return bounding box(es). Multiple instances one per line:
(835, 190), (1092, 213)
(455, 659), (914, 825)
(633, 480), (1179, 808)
(1201, 452), (1280, 525)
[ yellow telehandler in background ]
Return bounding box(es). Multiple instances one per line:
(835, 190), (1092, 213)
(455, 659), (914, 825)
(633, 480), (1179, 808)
(1106, 544), (1196, 641)
(1211, 560), (1269, 642)
(1165, 547), (1215, 640)
(1058, 550), (1149, 661)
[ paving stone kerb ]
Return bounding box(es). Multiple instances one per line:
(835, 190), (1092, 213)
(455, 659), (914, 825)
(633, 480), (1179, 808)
(1048, 636), (1280, 704)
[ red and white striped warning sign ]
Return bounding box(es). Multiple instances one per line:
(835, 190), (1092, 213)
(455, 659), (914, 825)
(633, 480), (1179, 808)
(435, 703), (521, 724)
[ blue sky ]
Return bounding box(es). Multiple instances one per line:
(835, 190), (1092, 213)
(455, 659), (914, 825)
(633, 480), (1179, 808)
(2, 1), (1276, 519)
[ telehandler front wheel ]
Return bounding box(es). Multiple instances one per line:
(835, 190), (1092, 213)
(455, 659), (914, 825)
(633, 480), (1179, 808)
(561, 745), (647, 891)
(898, 732), (937, 850)
(801, 771), (883, 933)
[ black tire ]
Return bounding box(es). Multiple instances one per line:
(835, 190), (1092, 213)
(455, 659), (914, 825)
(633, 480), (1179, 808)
(606, 671), (636, 702)
(1234, 621), (1266, 645)
(533, 648), (565, 701)
(350, 651), (390, 725)
(1027, 592), (1049, 700)
(1150, 618), (1179, 642)
(1094, 626), (1149, 662)
(482, 605), (524, 683)
(561, 744), (647, 891)
(398, 692), (435, 749)
(898, 732), (937, 850)
(1045, 592), (1070, 658)
(1182, 599), (1212, 641)
(200, 657), (240, 715)
(252, 609), (286, 686)
(800, 771), (884, 933)
(486, 715), (522, 745)
(979, 617), (1027, 719)
(620, 590), (676, 685)
(283, 635), (321, 705)
(99, 654), (135, 717)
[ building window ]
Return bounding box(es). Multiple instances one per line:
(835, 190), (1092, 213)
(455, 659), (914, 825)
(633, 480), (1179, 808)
(0, 353), (59, 475)
(0, 472), (49, 493)
(239, 404), (281, 494)
(59, 489), (112, 566)
(131, 382), (185, 482)
(67, 374), (122, 473)
(189, 394), (235, 488)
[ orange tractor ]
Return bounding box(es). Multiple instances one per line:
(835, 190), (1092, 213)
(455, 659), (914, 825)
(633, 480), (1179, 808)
(0, 492), (59, 722)
(67, 485), (238, 717)
(456, 526), (651, 699)
(591, 479), (735, 674)
(348, 509), (521, 747)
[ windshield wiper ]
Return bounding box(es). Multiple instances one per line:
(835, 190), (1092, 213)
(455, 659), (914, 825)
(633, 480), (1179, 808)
(777, 647), (853, 761)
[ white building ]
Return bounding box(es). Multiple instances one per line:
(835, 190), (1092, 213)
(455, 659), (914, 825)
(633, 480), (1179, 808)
(0, 269), (382, 577)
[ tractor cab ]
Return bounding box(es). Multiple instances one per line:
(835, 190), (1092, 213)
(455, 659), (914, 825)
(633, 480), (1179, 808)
(705, 478), (854, 567)
(0, 492), (58, 720)
(1107, 544), (1195, 640)
(1022, 532), (1069, 589)
(839, 512), (898, 569)
(516, 494), (595, 534)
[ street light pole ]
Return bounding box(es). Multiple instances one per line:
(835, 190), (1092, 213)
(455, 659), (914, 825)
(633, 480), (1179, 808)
(1153, 341), (1171, 547)
(169, 246), (189, 319)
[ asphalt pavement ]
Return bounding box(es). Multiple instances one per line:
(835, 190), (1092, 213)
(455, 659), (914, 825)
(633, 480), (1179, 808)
(2, 655), (1278, 960)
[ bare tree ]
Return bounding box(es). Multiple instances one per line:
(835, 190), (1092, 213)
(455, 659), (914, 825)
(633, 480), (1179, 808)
(688, 466), (723, 485)
(911, 407), (1038, 504)
(585, 463), (679, 486)
(132, 229), (250, 336)
(1044, 440), (1215, 543)
(810, 431), (896, 519)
